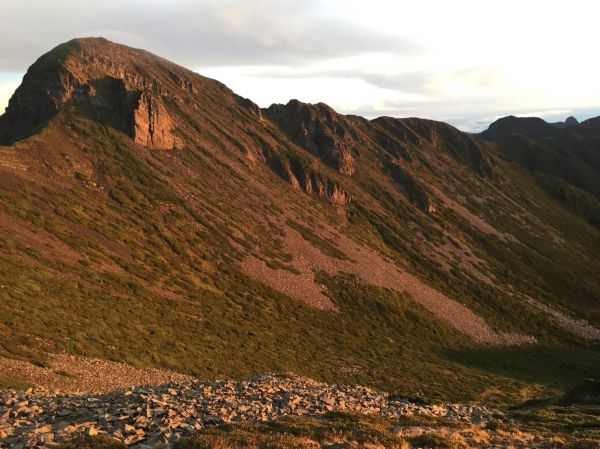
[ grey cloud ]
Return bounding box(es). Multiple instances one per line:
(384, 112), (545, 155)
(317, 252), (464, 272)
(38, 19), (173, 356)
(252, 69), (433, 94)
(0, 0), (417, 71)
(357, 72), (431, 92)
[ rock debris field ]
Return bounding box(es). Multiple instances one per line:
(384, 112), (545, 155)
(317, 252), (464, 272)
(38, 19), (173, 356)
(0, 374), (500, 448)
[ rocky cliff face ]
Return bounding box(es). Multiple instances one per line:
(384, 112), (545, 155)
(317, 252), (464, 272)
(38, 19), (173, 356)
(285, 164), (351, 206)
(259, 143), (351, 207)
(0, 38), (185, 149)
(263, 100), (496, 212)
(132, 91), (182, 150)
(265, 100), (358, 176)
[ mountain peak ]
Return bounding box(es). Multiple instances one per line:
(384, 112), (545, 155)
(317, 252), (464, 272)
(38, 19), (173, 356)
(0, 37), (226, 148)
(480, 115), (558, 140)
(565, 115), (579, 126)
(264, 99), (359, 175)
(551, 115), (580, 129)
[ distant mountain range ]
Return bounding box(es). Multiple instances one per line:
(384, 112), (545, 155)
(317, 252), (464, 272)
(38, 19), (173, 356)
(0, 38), (598, 403)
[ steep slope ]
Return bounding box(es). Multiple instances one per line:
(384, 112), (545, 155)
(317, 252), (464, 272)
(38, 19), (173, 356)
(0, 38), (598, 402)
(480, 115), (600, 225)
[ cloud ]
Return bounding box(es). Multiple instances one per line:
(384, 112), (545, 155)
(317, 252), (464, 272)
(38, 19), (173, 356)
(0, 72), (23, 114)
(250, 68), (433, 94)
(0, 0), (416, 71)
(1, 0), (599, 132)
(356, 71), (431, 92)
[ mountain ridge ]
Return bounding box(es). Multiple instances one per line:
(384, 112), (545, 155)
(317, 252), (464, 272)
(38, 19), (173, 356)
(0, 37), (598, 405)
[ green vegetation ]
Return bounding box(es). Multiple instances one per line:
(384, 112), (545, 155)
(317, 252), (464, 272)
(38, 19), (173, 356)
(2, 240), (598, 404)
(564, 440), (600, 449)
(175, 413), (409, 449)
(509, 379), (600, 441)
(444, 346), (600, 398)
(0, 375), (31, 390)
(511, 405), (600, 442)
(56, 411), (600, 448)
(286, 219), (350, 260)
(563, 379), (600, 405)
(57, 436), (127, 449)
(0, 80), (598, 412)
(407, 432), (463, 449)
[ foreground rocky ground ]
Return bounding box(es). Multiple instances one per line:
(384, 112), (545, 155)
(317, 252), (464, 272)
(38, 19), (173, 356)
(1, 374), (592, 449)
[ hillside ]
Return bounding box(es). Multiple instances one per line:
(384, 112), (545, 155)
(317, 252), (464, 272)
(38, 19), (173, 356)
(0, 37), (598, 410)
(480, 115), (600, 226)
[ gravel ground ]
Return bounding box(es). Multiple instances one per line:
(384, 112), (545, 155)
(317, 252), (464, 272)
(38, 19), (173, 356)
(0, 354), (193, 394)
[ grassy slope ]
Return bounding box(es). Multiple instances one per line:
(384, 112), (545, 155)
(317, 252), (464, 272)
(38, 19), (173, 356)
(56, 410), (600, 448)
(0, 103), (598, 406)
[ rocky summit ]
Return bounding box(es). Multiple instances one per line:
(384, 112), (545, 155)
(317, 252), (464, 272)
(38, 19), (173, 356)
(0, 37), (599, 448)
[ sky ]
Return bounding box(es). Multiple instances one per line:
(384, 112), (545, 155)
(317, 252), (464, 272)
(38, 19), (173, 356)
(1, 0), (600, 131)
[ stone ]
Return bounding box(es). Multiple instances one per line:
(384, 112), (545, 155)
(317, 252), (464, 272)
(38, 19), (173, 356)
(124, 434), (143, 445)
(34, 424), (52, 434)
(431, 404), (445, 415)
(322, 397), (335, 406)
(0, 373), (501, 448)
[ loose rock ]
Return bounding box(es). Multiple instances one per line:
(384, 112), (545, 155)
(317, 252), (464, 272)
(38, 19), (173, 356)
(0, 374), (498, 448)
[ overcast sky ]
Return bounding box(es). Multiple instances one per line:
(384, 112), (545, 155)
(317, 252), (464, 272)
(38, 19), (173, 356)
(1, 0), (600, 131)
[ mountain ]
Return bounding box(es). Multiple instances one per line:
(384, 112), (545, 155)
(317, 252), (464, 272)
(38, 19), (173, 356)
(479, 115), (559, 140)
(480, 115), (600, 226)
(0, 38), (599, 404)
(551, 116), (579, 129)
(583, 115), (600, 129)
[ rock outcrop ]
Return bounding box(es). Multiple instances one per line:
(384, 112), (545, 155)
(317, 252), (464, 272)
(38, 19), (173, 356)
(0, 38), (184, 149)
(384, 159), (437, 213)
(132, 91), (182, 150)
(286, 165), (351, 206)
(265, 100), (358, 176)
